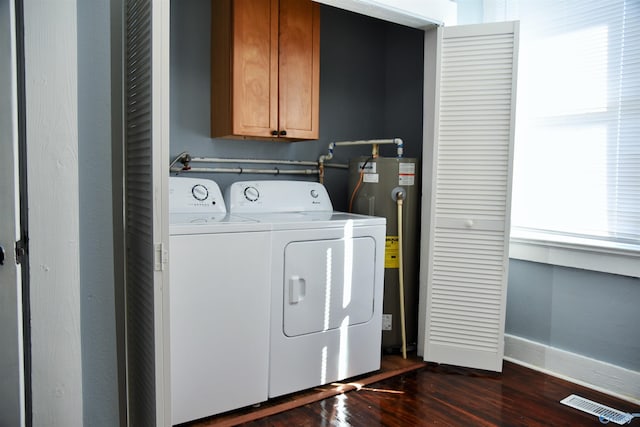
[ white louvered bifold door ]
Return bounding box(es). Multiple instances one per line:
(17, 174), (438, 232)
(422, 22), (519, 372)
(124, 0), (171, 424)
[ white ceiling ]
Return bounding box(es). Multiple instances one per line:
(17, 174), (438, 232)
(313, 0), (457, 28)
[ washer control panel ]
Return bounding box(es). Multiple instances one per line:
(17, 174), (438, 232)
(226, 180), (333, 213)
(169, 177), (227, 214)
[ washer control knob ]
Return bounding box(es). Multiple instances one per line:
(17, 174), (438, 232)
(244, 186), (260, 202)
(191, 184), (209, 201)
(310, 189), (319, 198)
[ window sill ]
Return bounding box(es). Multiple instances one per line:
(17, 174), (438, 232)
(509, 231), (640, 278)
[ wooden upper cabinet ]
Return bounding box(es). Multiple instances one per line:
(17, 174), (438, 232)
(212, 0), (320, 141)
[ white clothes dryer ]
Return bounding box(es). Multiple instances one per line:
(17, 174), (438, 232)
(169, 177), (271, 425)
(226, 180), (386, 398)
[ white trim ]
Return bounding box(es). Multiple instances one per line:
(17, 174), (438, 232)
(509, 234), (640, 278)
(157, 0), (172, 423)
(504, 334), (640, 405)
(0, 0), (25, 424)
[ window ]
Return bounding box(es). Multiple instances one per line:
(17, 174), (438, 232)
(476, 1), (640, 277)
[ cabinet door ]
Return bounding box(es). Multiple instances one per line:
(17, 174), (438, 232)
(212, 0), (319, 140)
(278, 0), (320, 140)
(420, 22), (519, 372)
(231, 0), (278, 138)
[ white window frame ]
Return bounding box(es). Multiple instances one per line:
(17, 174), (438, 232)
(509, 232), (640, 278)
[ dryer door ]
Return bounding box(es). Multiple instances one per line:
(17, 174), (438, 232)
(283, 236), (376, 337)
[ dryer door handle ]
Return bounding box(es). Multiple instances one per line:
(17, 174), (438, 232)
(289, 276), (306, 304)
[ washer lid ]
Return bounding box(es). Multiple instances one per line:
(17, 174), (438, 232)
(169, 213), (268, 234)
(234, 211), (386, 230)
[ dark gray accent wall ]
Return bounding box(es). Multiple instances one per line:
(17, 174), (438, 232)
(382, 22), (424, 160)
(170, 0), (424, 212)
(506, 260), (640, 371)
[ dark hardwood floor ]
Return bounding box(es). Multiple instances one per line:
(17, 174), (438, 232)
(189, 356), (638, 426)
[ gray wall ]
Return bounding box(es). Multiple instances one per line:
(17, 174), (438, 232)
(507, 260), (640, 371)
(169, 1), (424, 212)
(78, 1), (118, 425)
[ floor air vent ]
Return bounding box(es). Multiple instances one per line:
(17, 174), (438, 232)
(561, 394), (635, 425)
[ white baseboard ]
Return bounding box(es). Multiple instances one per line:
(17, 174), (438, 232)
(504, 334), (640, 405)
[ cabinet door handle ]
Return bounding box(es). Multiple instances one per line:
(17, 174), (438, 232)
(271, 130), (278, 136)
(279, 130), (287, 136)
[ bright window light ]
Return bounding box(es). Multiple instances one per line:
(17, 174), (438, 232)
(483, 0), (640, 257)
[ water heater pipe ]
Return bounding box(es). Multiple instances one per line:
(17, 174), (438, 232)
(318, 138), (404, 165)
(189, 156), (320, 167)
(168, 152), (347, 178)
(395, 190), (408, 359)
(318, 138), (404, 184)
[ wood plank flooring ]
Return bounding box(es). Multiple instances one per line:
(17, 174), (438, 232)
(186, 355), (638, 426)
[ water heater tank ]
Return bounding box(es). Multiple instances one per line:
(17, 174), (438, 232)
(347, 156), (420, 352)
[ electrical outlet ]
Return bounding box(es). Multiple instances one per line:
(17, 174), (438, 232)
(382, 314), (392, 331)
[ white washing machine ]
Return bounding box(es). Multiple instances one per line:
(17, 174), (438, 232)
(169, 177), (272, 425)
(226, 180), (386, 398)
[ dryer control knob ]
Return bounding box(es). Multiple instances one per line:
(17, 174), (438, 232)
(191, 184), (209, 201)
(244, 186), (260, 202)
